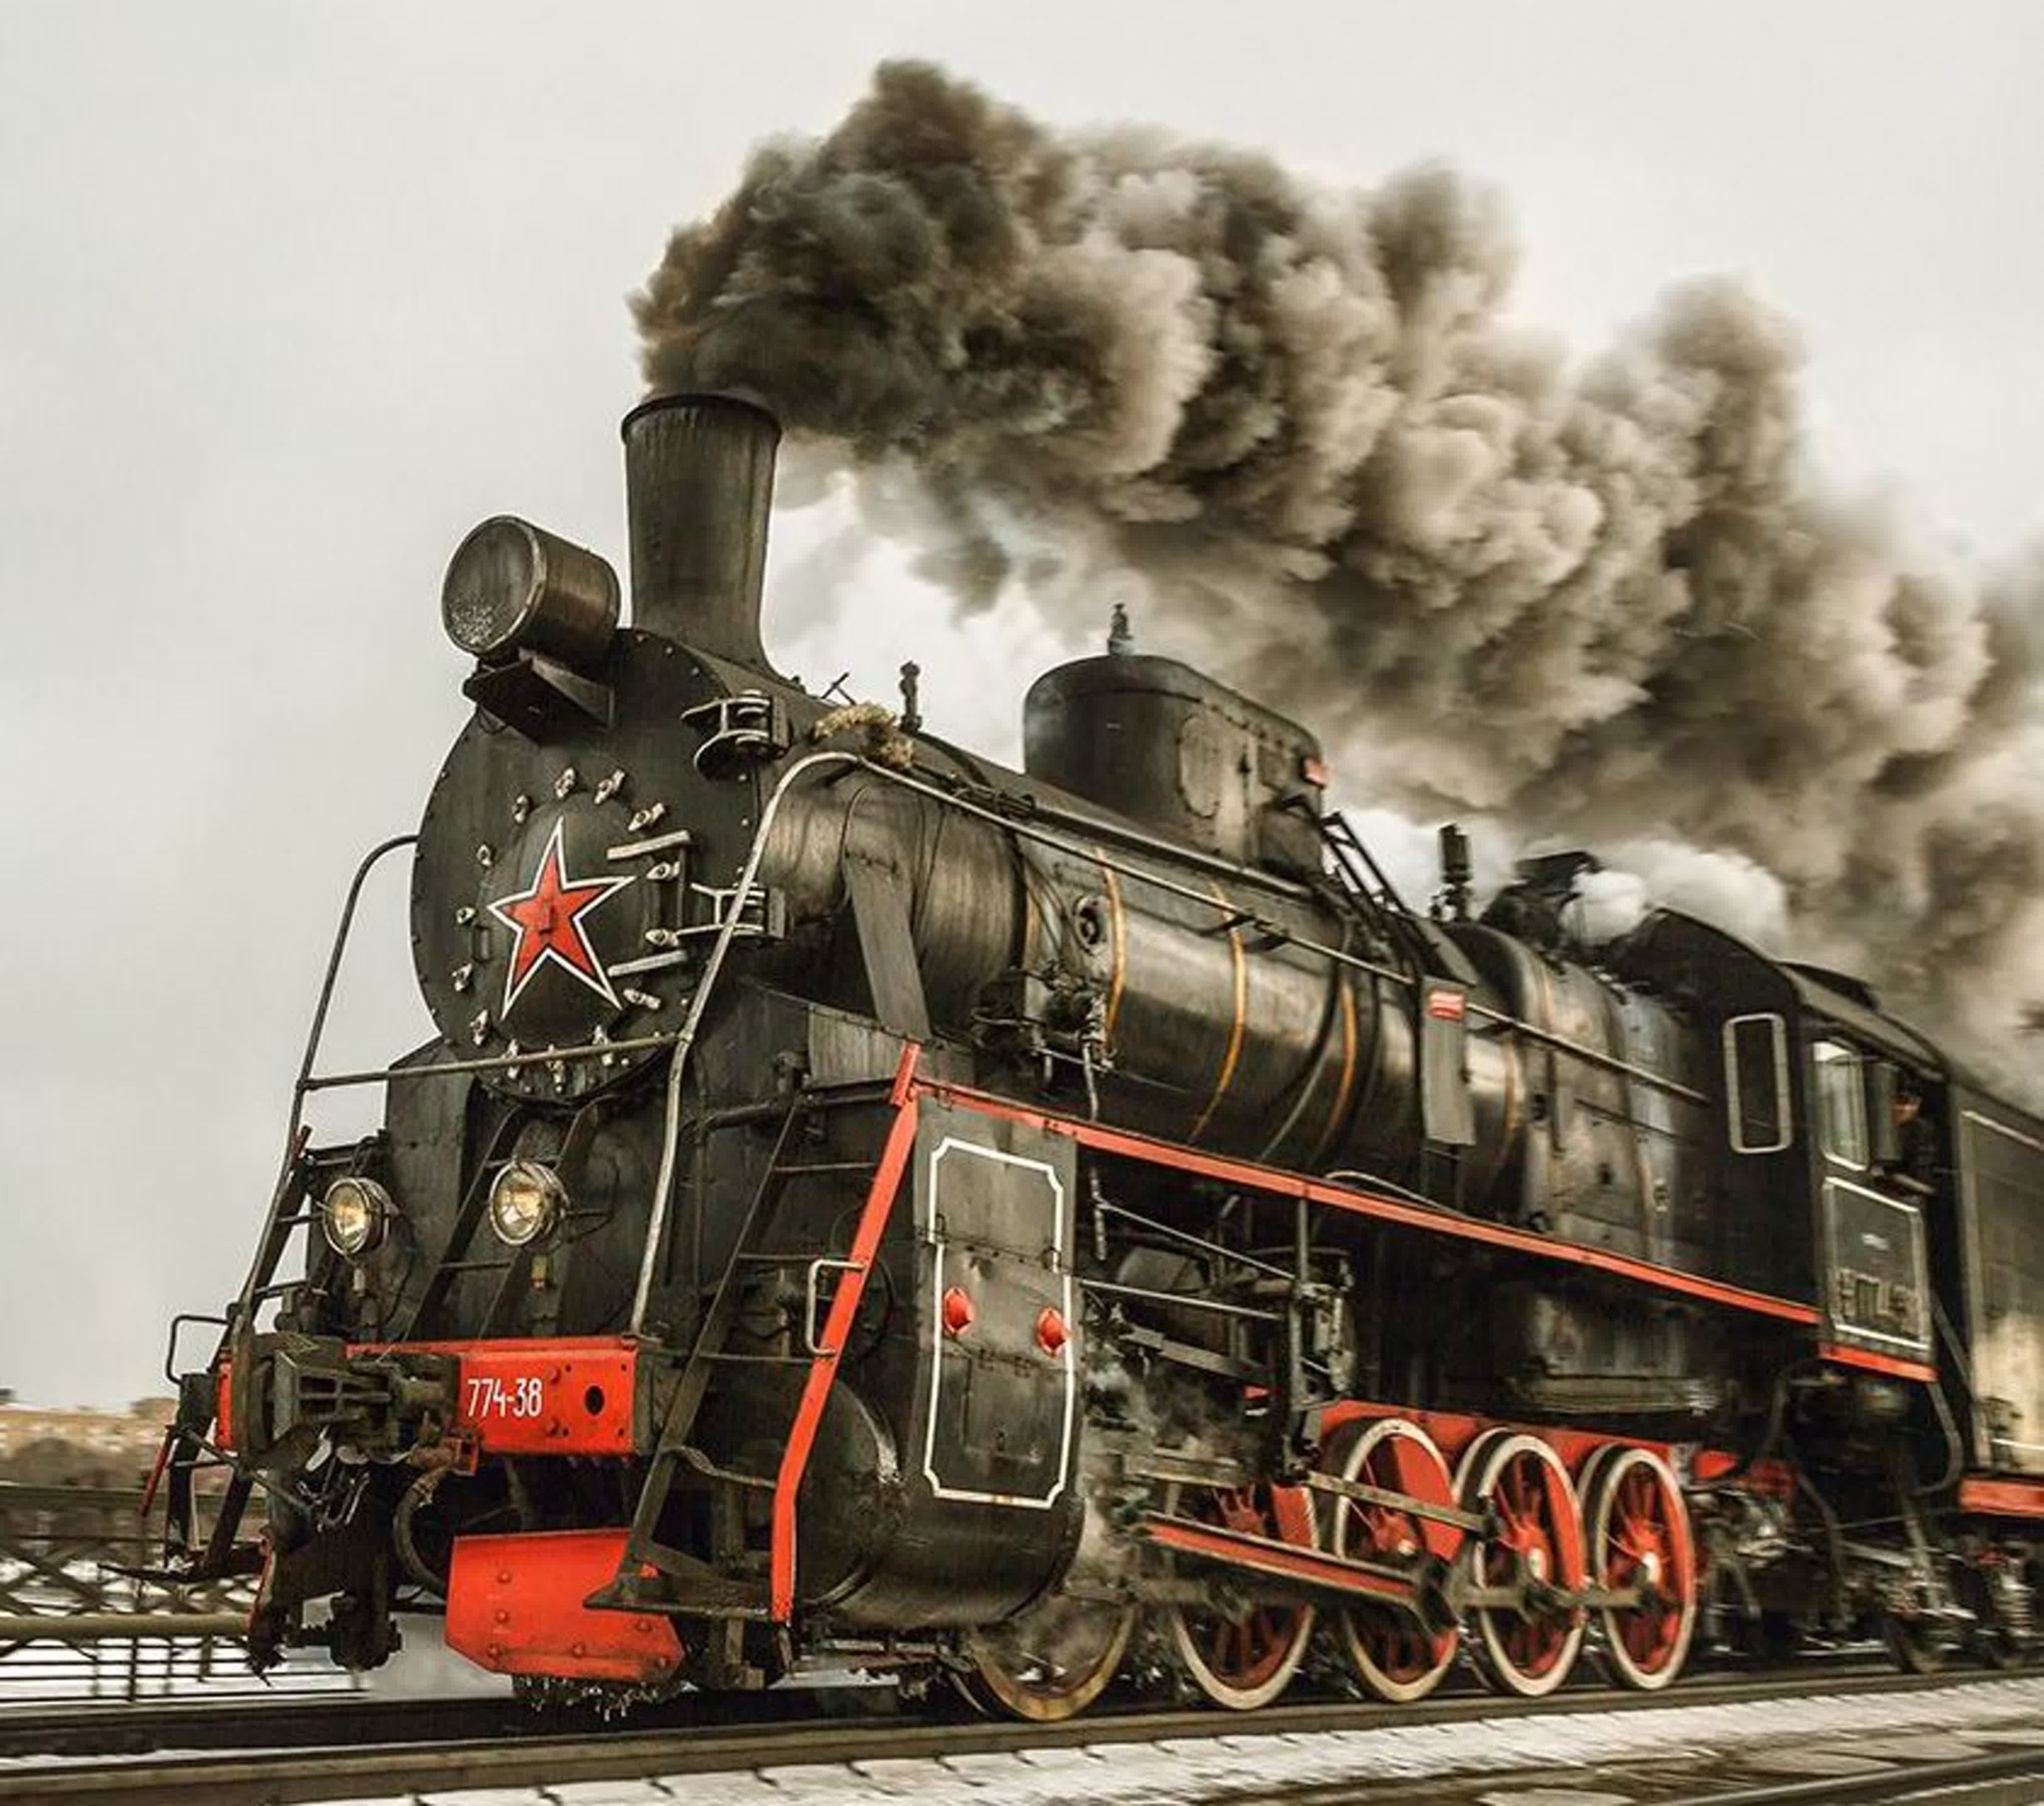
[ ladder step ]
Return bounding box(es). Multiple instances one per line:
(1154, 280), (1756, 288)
(585, 1550), (772, 1621)
(588, 1576), (771, 1621)
(733, 1248), (869, 1268)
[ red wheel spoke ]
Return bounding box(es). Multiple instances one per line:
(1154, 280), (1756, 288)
(1459, 1435), (1584, 1698)
(1333, 1422), (1458, 1705)
(1584, 1449), (1695, 1691)
(1168, 1478), (1315, 1709)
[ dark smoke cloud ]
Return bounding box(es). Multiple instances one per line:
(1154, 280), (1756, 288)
(637, 60), (2044, 1082)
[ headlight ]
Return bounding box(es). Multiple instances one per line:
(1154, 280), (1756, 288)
(489, 1161), (566, 1247)
(441, 516), (618, 671)
(322, 1177), (391, 1257)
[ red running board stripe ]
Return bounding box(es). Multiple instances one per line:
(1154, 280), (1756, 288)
(916, 1077), (1824, 1328)
(1816, 1342), (1937, 1383)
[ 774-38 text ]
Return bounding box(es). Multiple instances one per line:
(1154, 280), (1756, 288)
(466, 1374), (545, 1420)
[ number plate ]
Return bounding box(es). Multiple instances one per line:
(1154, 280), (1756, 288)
(445, 1341), (637, 1455)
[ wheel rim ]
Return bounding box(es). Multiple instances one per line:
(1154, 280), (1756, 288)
(1585, 1447), (1696, 1690)
(964, 1594), (1135, 1722)
(1165, 1482), (1317, 1710)
(1326, 1418), (1461, 1702)
(1456, 1431), (1586, 1697)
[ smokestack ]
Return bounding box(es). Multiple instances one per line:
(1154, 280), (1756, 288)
(620, 391), (780, 669)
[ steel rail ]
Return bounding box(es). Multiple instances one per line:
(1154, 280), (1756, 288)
(0, 1659), (1978, 1773)
(0, 1680), (893, 1759)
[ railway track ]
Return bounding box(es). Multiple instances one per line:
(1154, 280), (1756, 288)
(0, 1663), (2029, 1806)
(0, 1677), (899, 1760)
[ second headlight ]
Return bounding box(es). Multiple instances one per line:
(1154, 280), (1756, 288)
(489, 1160), (566, 1247)
(322, 1177), (391, 1257)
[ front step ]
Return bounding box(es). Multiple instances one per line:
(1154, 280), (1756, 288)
(448, 1530), (688, 1679)
(584, 1562), (771, 1620)
(583, 1519), (773, 1621)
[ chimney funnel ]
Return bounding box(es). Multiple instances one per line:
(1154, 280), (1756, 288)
(621, 392), (779, 669)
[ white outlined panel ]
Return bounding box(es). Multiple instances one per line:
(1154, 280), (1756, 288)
(1820, 1176), (1930, 1354)
(920, 1136), (1076, 1511)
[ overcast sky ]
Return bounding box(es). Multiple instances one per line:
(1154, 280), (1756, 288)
(3, 1), (2040, 1407)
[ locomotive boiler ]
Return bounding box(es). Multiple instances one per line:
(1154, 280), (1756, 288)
(156, 392), (2044, 1713)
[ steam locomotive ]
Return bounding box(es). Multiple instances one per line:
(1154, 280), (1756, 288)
(157, 393), (2044, 1714)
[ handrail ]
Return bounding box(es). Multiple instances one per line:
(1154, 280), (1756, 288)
(627, 752), (861, 1332)
(231, 834), (417, 1336)
(852, 759), (1706, 1108)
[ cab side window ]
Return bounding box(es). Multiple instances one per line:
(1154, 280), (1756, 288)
(1812, 1039), (1868, 1168)
(1724, 1013), (1791, 1154)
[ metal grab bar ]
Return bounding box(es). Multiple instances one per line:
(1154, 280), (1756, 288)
(628, 752), (860, 1333)
(230, 834), (418, 1337)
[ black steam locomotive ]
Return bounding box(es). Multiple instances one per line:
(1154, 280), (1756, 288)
(157, 393), (2044, 1714)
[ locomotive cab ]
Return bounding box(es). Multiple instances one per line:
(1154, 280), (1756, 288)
(1785, 966), (1943, 1374)
(1608, 912), (1944, 1371)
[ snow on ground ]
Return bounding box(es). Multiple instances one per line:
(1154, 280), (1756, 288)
(296, 1675), (2044, 1805)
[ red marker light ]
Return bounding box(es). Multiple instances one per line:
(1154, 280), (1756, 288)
(1035, 1306), (1069, 1357)
(942, 1287), (976, 1336)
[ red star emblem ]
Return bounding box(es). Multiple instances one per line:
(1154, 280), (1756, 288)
(487, 820), (634, 1014)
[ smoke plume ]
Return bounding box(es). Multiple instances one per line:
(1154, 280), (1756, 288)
(636, 61), (2044, 1082)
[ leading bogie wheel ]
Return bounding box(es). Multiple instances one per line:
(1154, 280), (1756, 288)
(1582, 1445), (1697, 1690)
(1322, 1417), (1464, 1703)
(1455, 1430), (1587, 1698)
(1163, 1481), (1318, 1710)
(961, 1594), (1136, 1722)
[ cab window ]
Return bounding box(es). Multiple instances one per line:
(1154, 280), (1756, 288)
(1812, 1039), (1868, 1167)
(1723, 1013), (1791, 1153)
